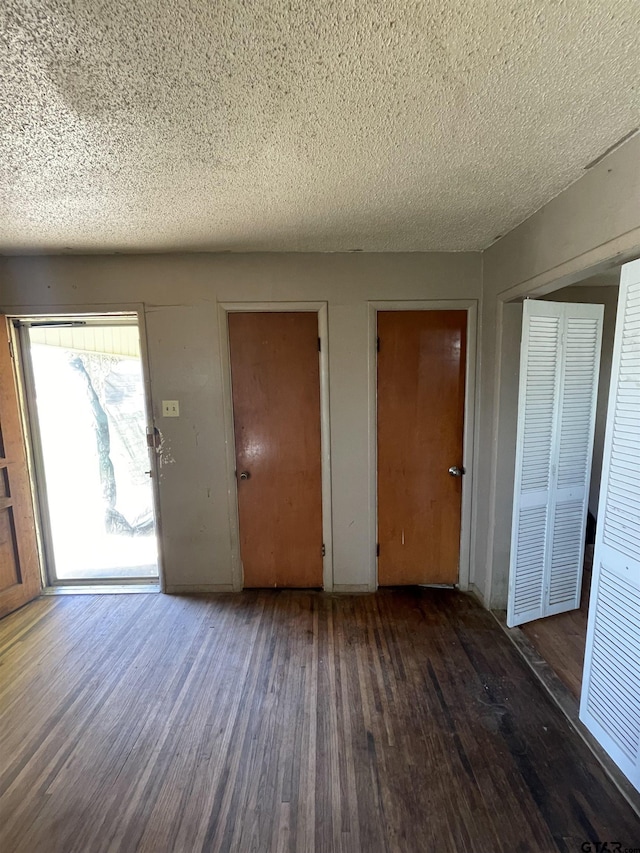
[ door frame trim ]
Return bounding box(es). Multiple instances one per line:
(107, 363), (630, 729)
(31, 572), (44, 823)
(218, 302), (333, 591)
(3, 302), (166, 592)
(368, 300), (478, 591)
(485, 257), (640, 611)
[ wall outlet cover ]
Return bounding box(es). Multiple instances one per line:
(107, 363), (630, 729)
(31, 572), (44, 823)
(162, 400), (180, 417)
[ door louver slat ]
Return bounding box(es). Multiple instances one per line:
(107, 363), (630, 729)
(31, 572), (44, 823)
(586, 567), (640, 763)
(508, 301), (603, 627)
(581, 266), (640, 794)
(520, 316), (559, 494)
(548, 501), (584, 606)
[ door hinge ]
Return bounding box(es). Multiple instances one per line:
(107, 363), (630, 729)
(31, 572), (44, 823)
(318, 337), (321, 352)
(376, 542), (380, 557)
(146, 425), (161, 450)
(377, 337), (380, 353)
(322, 543), (326, 557)
(8, 339), (14, 360)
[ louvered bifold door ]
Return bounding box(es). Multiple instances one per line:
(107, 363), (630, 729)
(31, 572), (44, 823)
(546, 306), (603, 616)
(580, 259), (640, 793)
(507, 300), (603, 628)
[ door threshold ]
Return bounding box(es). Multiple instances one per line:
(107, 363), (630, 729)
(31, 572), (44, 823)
(43, 583), (160, 595)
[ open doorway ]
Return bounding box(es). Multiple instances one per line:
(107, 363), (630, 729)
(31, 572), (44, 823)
(495, 258), (640, 793)
(16, 315), (160, 586)
(509, 270), (620, 699)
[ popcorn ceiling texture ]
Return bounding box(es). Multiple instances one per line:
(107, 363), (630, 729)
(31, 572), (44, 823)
(1, 0), (639, 253)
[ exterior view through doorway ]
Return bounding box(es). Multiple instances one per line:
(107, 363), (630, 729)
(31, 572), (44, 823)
(17, 316), (159, 585)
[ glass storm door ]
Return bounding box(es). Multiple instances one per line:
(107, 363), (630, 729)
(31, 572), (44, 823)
(20, 317), (159, 584)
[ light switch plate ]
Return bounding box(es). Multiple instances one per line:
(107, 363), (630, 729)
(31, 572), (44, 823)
(162, 400), (180, 417)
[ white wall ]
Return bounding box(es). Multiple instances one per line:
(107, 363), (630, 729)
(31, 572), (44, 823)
(477, 134), (640, 609)
(0, 252), (480, 592)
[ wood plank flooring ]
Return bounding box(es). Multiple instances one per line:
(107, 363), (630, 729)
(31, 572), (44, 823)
(521, 547), (593, 700)
(0, 589), (638, 852)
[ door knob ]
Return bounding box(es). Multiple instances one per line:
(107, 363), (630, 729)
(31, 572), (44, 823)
(448, 466), (465, 477)
(239, 471), (250, 481)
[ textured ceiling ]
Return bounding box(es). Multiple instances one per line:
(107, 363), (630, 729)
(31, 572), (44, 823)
(1, 1), (639, 254)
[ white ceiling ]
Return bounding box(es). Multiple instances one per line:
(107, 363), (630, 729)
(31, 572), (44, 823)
(1, 1), (639, 254)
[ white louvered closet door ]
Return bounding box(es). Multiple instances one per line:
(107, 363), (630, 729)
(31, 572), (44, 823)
(580, 259), (640, 793)
(507, 300), (603, 628)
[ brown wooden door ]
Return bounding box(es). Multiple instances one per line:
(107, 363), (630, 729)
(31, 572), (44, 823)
(377, 310), (467, 586)
(228, 312), (323, 588)
(0, 317), (41, 617)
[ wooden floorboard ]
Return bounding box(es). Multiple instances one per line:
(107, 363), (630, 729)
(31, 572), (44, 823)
(521, 547), (593, 700)
(0, 589), (638, 852)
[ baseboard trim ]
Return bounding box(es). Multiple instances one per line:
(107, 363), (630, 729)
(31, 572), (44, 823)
(491, 608), (640, 819)
(466, 583), (486, 608)
(331, 583), (372, 593)
(165, 584), (235, 594)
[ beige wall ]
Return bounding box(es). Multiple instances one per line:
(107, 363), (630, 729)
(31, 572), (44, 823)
(0, 252), (480, 592)
(3, 136), (639, 605)
(485, 301), (523, 610)
(546, 282), (619, 518)
(477, 134), (640, 609)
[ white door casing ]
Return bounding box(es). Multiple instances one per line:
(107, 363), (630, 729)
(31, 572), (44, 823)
(580, 259), (640, 793)
(507, 300), (603, 627)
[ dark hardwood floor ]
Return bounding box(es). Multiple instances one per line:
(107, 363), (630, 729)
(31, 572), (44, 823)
(521, 546), (593, 700)
(0, 588), (638, 852)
